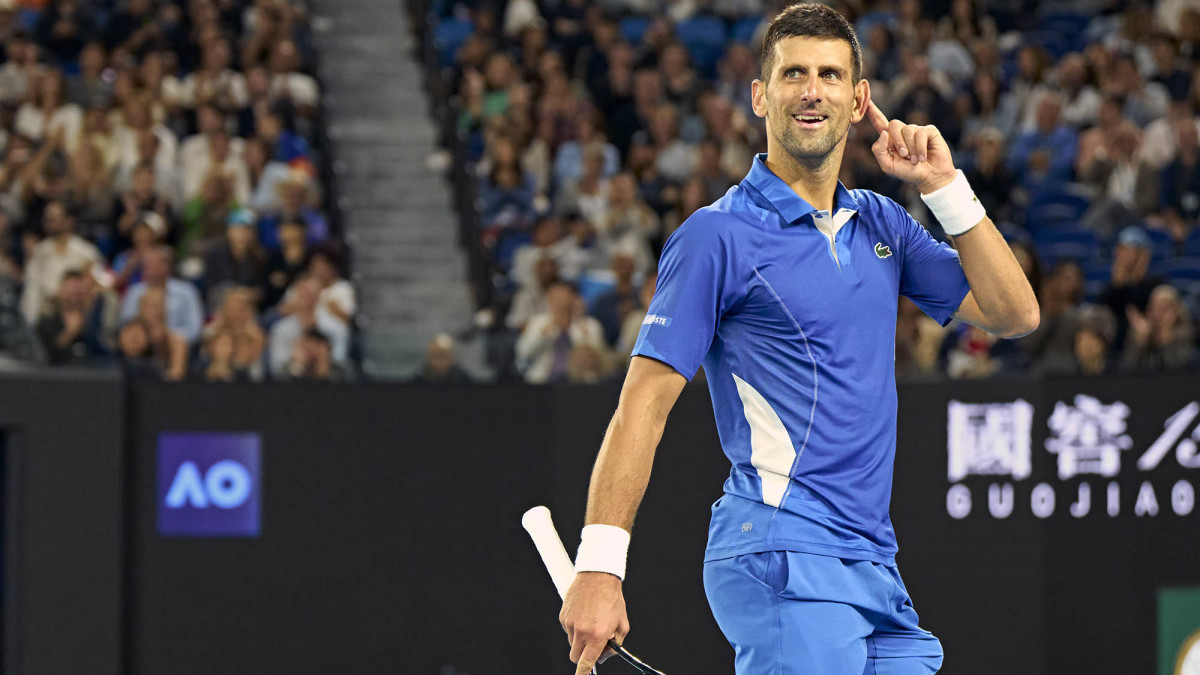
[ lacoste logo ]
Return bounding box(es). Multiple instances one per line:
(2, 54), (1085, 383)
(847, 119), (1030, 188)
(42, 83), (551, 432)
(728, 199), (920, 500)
(875, 242), (892, 259)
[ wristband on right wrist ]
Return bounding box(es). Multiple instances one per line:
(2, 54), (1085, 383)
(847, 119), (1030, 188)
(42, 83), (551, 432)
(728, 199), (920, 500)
(920, 169), (987, 237)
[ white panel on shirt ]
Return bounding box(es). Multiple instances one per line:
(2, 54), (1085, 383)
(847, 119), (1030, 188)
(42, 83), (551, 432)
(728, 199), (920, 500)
(732, 374), (796, 508)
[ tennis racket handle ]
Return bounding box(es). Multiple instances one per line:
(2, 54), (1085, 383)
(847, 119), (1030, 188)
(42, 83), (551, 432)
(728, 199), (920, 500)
(522, 506), (576, 599)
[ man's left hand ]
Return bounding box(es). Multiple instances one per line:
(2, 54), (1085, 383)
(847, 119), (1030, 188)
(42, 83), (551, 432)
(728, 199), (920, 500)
(861, 101), (956, 194)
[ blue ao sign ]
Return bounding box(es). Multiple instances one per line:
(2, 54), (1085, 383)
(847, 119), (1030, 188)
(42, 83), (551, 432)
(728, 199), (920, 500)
(157, 432), (261, 537)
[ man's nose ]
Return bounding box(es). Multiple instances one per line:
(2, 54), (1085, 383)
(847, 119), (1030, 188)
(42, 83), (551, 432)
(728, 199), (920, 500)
(800, 74), (821, 102)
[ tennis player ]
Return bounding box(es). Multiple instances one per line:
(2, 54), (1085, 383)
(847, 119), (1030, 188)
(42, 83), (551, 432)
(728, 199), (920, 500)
(560, 4), (1039, 673)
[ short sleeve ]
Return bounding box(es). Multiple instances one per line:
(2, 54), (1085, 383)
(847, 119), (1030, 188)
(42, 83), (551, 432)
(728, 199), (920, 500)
(896, 205), (970, 326)
(632, 215), (733, 379)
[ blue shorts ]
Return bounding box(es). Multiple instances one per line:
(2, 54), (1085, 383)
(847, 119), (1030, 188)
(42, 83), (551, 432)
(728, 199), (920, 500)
(703, 551), (943, 674)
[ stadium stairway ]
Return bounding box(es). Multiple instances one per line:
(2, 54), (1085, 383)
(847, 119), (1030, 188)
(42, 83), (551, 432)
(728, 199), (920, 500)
(311, 0), (479, 379)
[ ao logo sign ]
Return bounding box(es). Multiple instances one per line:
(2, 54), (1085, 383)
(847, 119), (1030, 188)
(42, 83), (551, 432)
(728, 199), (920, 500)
(165, 460), (254, 509)
(157, 432), (261, 537)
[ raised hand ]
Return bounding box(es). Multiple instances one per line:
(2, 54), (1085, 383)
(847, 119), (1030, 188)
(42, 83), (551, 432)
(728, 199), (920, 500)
(860, 101), (956, 194)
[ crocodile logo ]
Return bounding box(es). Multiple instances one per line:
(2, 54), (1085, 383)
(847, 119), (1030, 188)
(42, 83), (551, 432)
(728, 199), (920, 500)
(875, 242), (892, 259)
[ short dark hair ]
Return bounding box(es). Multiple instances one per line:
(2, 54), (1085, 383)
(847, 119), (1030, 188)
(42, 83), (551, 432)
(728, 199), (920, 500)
(760, 3), (862, 85)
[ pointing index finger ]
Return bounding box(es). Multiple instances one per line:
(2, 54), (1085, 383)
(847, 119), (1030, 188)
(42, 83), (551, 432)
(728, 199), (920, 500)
(865, 100), (889, 132)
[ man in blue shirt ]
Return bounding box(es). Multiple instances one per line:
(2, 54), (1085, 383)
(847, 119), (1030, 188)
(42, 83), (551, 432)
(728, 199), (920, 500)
(559, 5), (1039, 674)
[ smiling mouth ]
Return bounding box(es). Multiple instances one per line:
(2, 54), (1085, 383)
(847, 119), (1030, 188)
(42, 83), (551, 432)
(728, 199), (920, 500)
(791, 113), (828, 128)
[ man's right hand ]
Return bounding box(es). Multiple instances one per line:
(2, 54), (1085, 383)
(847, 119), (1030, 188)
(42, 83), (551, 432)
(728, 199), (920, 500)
(559, 571), (630, 675)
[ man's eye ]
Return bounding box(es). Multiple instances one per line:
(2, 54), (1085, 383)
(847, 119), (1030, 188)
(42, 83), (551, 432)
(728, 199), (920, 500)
(823, 71), (839, 80)
(785, 69), (800, 78)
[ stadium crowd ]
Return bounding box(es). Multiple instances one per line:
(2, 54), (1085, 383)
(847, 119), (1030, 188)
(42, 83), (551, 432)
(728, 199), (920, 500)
(0, 0), (352, 381)
(421, 0), (1200, 384)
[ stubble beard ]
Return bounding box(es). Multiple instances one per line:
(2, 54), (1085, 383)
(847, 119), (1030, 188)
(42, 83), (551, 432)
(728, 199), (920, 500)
(772, 106), (847, 174)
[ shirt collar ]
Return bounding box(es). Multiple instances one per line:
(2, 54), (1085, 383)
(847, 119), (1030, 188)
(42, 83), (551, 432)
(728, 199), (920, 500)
(742, 153), (859, 226)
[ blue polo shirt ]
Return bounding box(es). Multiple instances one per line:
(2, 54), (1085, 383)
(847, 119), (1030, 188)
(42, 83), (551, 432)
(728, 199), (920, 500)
(633, 154), (970, 565)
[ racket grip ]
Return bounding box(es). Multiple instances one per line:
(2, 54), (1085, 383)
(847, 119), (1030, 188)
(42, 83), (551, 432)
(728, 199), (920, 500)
(521, 506), (576, 599)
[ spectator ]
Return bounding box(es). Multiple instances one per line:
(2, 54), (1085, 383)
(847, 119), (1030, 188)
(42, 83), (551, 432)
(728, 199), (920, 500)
(0, 31), (44, 106)
(1079, 125), (1159, 237)
(120, 245), (204, 344)
(202, 208), (265, 310)
(243, 136), (290, 215)
(20, 200), (101, 324)
(195, 328), (252, 382)
(1100, 226), (1166, 353)
(268, 275), (348, 378)
(943, 324), (1001, 379)
(256, 107), (310, 163)
(111, 211), (166, 291)
(132, 285), (189, 380)
(478, 153), (537, 237)
(178, 105), (242, 191)
(1105, 52), (1169, 127)
(1122, 284), (1196, 372)
(648, 103), (696, 183)
(1007, 92), (1077, 188)
(180, 37), (247, 111)
(257, 168), (326, 249)
(261, 216), (308, 311)
(615, 271), (657, 361)
(552, 110), (620, 186)
(201, 286), (265, 381)
(280, 245), (354, 328)
(35, 268), (108, 364)
(65, 42), (114, 110)
(1081, 304), (1121, 371)
(64, 140), (114, 241)
(268, 39), (319, 115)
(507, 256), (558, 331)
(180, 127), (249, 205)
(179, 170), (237, 259)
(413, 333), (472, 384)
(280, 329), (341, 381)
(964, 128), (1015, 224)
(1024, 261), (1086, 374)
(510, 216), (577, 288)
(1020, 53), (1100, 132)
(598, 172), (658, 273)
(1076, 94), (1141, 178)
(1147, 32), (1192, 101)
(1143, 99), (1200, 171)
(115, 317), (160, 378)
(112, 96), (178, 196)
(591, 250), (641, 346)
(111, 162), (173, 254)
(555, 146), (610, 226)
(662, 176), (708, 245)
(15, 69), (83, 154)
(1157, 119), (1200, 242)
(895, 296), (947, 378)
(515, 280), (606, 384)
(959, 71), (1019, 142)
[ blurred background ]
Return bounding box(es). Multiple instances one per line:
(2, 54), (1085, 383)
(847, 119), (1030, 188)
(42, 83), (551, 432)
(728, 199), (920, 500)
(0, 0), (1197, 673)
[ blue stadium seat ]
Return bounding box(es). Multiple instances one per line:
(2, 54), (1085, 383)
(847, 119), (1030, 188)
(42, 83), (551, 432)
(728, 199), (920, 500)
(434, 18), (473, 67)
(1183, 229), (1200, 257)
(1032, 225), (1099, 265)
(1165, 257), (1200, 282)
(1082, 259), (1111, 301)
(730, 16), (763, 45)
(1027, 189), (1090, 223)
(619, 17), (650, 44)
(675, 16), (727, 77)
(1023, 30), (1070, 59)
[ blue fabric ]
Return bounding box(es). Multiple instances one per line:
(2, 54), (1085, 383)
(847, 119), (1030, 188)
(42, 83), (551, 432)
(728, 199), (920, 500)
(704, 549), (943, 674)
(632, 154), (970, 565)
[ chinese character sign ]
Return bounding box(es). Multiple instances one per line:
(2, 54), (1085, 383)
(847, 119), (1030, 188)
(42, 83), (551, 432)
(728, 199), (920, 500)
(947, 400), (1034, 482)
(1045, 395), (1133, 480)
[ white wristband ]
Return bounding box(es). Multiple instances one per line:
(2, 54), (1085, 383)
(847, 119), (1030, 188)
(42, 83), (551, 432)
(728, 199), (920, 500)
(919, 169), (987, 237)
(575, 524), (630, 580)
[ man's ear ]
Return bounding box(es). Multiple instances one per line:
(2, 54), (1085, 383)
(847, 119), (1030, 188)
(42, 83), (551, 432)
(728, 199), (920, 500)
(751, 78), (768, 119)
(850, 78), (871, 125)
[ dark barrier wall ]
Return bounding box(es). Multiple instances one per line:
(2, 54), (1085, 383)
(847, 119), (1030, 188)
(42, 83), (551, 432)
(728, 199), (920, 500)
(123, 374), (1200, 675)
(0, 371), (124, 675)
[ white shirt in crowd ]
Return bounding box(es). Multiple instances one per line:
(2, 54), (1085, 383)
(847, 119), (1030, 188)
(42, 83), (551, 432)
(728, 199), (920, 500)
(20, 236), (101, 324)
(515, 312), (606, 384)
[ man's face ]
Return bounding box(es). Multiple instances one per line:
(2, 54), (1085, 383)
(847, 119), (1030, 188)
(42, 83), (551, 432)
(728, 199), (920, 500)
(44, 204), (70, 236)
(143, 250), (170, 284)
(752, 37), (866, 169)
